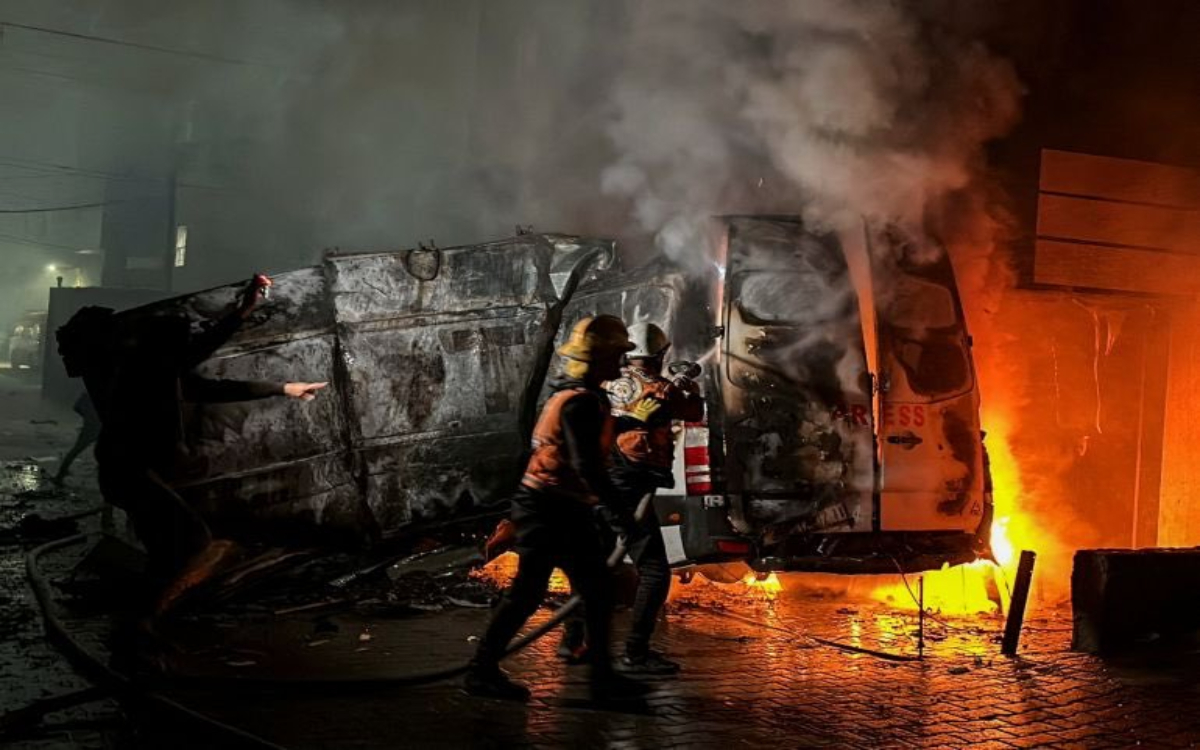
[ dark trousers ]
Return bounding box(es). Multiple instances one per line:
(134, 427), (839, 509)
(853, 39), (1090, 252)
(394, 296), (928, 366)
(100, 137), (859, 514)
(563, 470), (672, 657)
(610, 469), (671, 656)
(97, 457), (212, 583)
(474, 492), (614, 674)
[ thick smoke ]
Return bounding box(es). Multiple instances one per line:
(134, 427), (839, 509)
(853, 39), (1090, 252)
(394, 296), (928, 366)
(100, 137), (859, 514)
(598, 1), (1084, 599)
(1, 0), (1020, 284)
(601, 0), (1023, 270)
(177, 1), (631, 280)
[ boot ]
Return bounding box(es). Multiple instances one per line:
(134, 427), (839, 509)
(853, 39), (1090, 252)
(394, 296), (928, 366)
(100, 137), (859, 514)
(616, 648), (681, 676)
(556, 619), (589, 664)
(463, 662), (531, 702)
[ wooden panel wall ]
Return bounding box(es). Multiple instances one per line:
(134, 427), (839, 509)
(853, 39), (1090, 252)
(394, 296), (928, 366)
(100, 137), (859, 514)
(1159, 304), (1200, 546)
(1033, 149), (1200, 295)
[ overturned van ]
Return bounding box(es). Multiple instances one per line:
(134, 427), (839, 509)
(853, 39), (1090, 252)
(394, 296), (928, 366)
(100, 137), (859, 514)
(122, 216), (990, 574)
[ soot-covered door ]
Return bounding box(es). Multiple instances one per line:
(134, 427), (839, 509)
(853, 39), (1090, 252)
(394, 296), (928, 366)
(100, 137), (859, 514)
(721, 217), (875, 539)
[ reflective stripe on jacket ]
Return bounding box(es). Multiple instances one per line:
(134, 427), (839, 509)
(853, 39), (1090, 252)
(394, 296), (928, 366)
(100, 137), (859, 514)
(521, 387), (615, 502)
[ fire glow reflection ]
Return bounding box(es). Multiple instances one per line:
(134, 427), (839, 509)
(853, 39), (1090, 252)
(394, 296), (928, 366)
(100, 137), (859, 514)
(870, 408), (1040, 616)
(473, 551), (572, 594)
(742, 572), (783, 601)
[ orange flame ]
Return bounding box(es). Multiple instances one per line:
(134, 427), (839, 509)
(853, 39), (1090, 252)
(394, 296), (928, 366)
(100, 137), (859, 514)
(471, 551), (571, 593)
(870, 407), (1046, 616)
(741, 572), (783, 600)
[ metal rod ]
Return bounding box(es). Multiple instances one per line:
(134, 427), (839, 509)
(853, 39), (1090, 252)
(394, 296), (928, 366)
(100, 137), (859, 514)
(917, 576), (925, 660)
(1001, 550), (1037, 656)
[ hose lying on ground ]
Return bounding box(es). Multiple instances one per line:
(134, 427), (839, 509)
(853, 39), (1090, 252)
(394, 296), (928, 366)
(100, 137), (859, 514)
(128, 498), (659, 690)
(18, 502), (639, 731)
(137, 495), (654, 690)
(17, 493), (922, 748)
(701, 606), (921, 663)
(22, 533), (288, 749)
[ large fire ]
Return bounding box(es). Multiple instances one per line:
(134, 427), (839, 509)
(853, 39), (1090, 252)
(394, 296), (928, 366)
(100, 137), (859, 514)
(869, 407), (1050, 616)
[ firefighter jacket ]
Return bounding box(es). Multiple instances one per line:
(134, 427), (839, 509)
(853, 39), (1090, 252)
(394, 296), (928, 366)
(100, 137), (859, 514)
(604, 365), (705, 472)
(521, 380), (616, 504)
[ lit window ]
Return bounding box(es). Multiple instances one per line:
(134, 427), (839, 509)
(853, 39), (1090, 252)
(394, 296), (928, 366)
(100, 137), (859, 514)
(174, 225), (188, 268)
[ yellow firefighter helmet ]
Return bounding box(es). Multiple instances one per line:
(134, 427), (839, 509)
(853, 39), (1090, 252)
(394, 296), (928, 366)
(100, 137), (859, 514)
(557, 315), (635, 362)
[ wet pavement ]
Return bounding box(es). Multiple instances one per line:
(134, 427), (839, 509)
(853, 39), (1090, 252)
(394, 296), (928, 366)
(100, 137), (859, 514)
(143, 589), (1195, 749)
(3, 369), (1200, 749)
(0, 368), (123, 749)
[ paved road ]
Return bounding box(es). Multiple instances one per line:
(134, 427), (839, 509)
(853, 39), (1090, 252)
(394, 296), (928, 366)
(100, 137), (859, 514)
(0, 370), (117, 748)
(152, 587), (1196, 750)
(11, 499), (1200, 749)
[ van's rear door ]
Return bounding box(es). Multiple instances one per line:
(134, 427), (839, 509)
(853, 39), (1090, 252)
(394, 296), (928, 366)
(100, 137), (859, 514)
(871, 227), (987, 533)
(720, 217), (875, 537)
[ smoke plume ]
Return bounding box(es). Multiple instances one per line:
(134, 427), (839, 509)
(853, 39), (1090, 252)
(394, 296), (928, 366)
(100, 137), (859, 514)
(601, 0), (1023, 269)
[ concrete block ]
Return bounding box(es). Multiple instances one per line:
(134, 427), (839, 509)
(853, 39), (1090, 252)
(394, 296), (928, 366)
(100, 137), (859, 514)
(1072, 547), (1200, 653)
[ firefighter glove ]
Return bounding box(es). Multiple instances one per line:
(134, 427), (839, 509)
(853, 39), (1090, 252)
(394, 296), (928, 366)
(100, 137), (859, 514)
(628, 396), (663, 423)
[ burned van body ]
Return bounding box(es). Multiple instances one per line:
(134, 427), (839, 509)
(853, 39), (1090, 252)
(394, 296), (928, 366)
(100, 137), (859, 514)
(583, 217), (992, 574)
(116, 217), (990, 573)
(127, 233), (617, 543)
(664, 217), (993, 574)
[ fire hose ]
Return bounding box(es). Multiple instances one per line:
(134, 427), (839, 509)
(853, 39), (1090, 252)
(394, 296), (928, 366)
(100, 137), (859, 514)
(21, 532), (288, 749)
(12, 495), (655, 745)
(148, 492), (656, 690)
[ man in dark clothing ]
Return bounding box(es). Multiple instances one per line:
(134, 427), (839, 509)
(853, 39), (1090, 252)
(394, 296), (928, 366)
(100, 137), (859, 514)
(465, 314), (646, 703)
(56, 277), (327, 614)
(604, 323), (703, 674)
(557, 322), (704, 674)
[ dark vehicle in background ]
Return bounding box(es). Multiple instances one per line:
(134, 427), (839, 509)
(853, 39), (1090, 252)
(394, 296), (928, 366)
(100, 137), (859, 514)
(8, 310), (47, 369)
(111, 217), (990, 575)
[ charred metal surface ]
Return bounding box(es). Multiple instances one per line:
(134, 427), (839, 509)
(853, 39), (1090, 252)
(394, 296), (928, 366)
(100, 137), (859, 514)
(937, 406), (978, 516)
(707, 217), (990, 570)
(719, 217), (875, 538)
(124, 234), (616, 542)
(516, 236), (616, 445)
(160, 267), (365, 541)
(113, 219), (989, 571)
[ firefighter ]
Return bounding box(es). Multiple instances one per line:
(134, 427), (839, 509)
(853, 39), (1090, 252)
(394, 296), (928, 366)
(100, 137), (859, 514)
(465, 315), (648, 702)
(55, 277), (327, 616)
(602, 322), (703, 674)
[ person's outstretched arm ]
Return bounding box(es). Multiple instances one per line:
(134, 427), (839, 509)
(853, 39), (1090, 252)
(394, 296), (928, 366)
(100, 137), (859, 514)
(181, 374), (327, 404)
